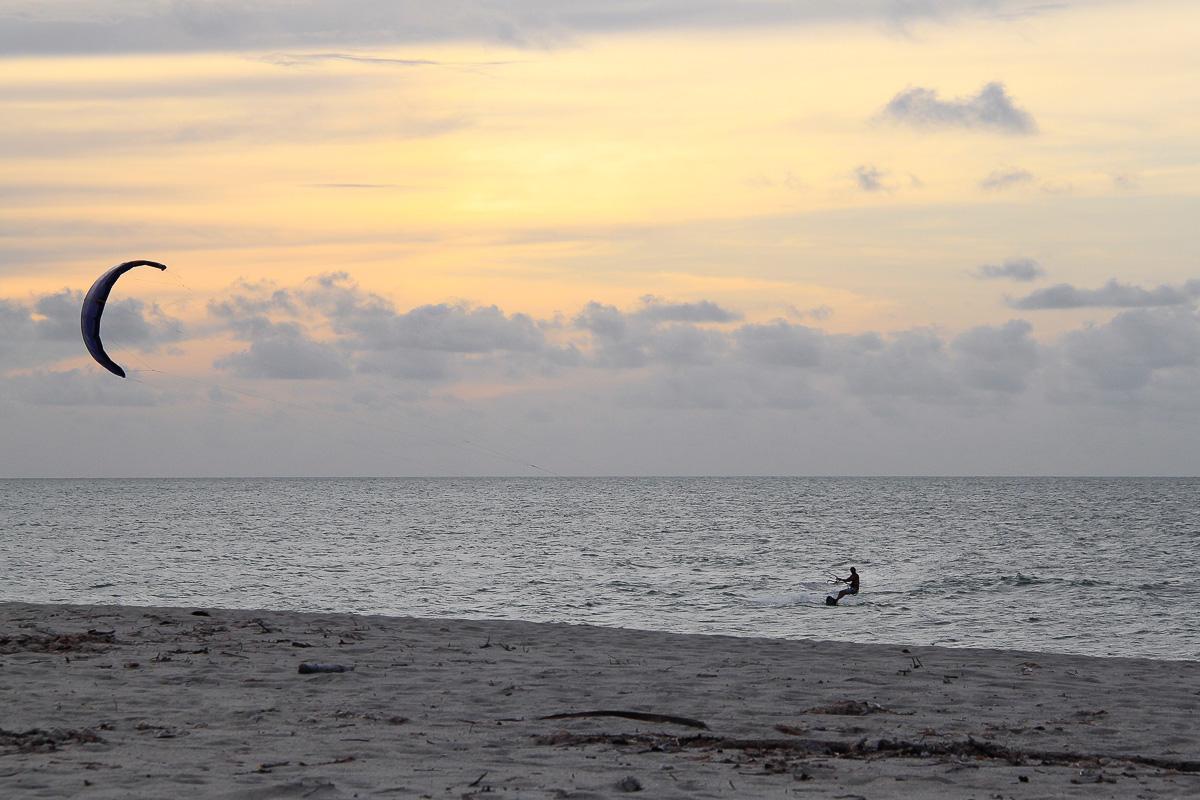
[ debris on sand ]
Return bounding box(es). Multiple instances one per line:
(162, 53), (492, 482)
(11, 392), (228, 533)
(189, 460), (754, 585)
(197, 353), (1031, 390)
(805, 700), (892, 716)
(0, 728), (103, 754)
(0, 629), (116, 654)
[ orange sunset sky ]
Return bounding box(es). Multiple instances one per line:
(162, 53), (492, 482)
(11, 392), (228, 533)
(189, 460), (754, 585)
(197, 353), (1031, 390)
(2, 0), (1199, 476)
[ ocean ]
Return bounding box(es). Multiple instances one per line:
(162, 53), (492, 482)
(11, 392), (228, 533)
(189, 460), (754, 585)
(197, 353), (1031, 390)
(1, 477), (1196, 660)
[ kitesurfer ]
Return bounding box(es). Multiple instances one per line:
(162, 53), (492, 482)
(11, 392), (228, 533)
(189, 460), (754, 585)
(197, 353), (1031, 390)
(831, 567), (859, 605)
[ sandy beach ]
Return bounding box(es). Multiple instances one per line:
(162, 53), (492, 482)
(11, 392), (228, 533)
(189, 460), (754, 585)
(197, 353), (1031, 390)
(3, 602), (1199, 799)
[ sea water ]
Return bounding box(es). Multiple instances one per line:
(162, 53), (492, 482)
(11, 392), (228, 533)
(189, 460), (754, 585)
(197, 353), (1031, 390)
(1, 477), (1196, 659)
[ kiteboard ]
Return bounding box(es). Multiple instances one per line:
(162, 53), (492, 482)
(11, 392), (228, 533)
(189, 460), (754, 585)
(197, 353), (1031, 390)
(825, 596), (838, 606)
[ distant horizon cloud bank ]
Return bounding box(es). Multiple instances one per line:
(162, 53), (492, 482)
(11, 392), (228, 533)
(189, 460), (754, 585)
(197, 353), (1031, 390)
(5, 269), (1199, 400)
(4, 269), (1200, 476)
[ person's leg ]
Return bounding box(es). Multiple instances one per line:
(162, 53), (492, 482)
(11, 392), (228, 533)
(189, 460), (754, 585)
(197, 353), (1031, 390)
(836, 588), (849, 601)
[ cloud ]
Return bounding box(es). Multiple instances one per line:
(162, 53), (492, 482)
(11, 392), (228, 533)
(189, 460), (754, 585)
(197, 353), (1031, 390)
(305, 274), (547, 354)
(572, 299), (732, 368)
(979, 167), (1034, 190)
(0, 2), (1065, 56)
(1111, 173), (1138, 191)
(881, 82), (1036, 135)
(259, 53), (446, 68)
(12, 268), (1200, 476)
(1059, 308), (1200, 392)
(38, 289), (183, 346)
(634, 296), (741, 324)
(6, 368), (163, 406)
(735, 320), (825, 368)
(785, 304), (832, 321)
(951, 320), (1037, 393)
(0, 288), (183, 372)
(974, 258), (1045, 282)
(205, 274), (1200, 412)
(209, 273), (573, 382)
(841, 328), (957, 400)
(854, 165), (886, 192)
(208, 282), (297, 319)
(1009, 279), (1200, 310)
(214, 318), (353, 380)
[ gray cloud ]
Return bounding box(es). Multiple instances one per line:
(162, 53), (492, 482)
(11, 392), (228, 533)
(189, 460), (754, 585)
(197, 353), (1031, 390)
(0, 289), (183, 372)
(785, 304), (833, 321)
(0, 73), (355, 103)
(196, 275), (1110, 410)
(209, 273), (573, 382)
(573, 300), (730, 368)
(208, 283), (297, 319)
(881, 82), (1036, 135)
(979, 167), (1034, 190)
(214, 318), (353, 380)
(854, 165), (886, 192)
(0, 299), (39, 365)
(1060, 308), (1200, 392)
(951, 319), (1037, 392)
(1010, 279), (1200, 310)
(259, 53), (446, 68)
(352, 303), (545, 353)
(7, 368), (163, 406)
(37, 289), (184, 347)
(974, 258), (1045, 282)
(634, 296), (741, 324)
(841, 328), (957, 400)
(735, 320), (825, 368)
(11, 268), (1200, 475)
(0, 2), (1065, 56)
(305, 274), (547, 354)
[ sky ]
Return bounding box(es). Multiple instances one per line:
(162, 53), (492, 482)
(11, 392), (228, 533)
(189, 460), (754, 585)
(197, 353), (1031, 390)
(2, 0), (1199, 477)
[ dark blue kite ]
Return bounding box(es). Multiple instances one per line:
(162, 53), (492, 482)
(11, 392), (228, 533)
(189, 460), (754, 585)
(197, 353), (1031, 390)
(80, 259), (166, 378)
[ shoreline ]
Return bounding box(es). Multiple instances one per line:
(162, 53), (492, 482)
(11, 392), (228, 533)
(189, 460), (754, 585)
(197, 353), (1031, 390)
(7, 597), (1199, 665)
(4, 601), (1199, 798)
(5, 596), (1188, 664)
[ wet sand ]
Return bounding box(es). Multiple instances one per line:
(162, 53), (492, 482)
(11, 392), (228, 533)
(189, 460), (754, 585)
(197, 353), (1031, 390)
(3, 601), (1199, 798)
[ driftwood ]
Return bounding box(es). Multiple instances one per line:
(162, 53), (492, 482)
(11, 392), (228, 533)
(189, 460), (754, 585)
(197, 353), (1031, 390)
(535, 731), (1200, 774)
(0, 728), (103, 754)
(298, 662), (352, 674)
(540, 710), (708, 730)
(0, 630), (115, 655)
(805, 700), (892, 716)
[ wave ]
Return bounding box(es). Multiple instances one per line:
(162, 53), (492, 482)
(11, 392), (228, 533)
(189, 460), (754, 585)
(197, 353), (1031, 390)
(997, 573), (1114, 588)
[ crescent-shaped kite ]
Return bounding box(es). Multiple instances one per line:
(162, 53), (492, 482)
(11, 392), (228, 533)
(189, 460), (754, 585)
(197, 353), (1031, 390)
(80, 259), (167, 378)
